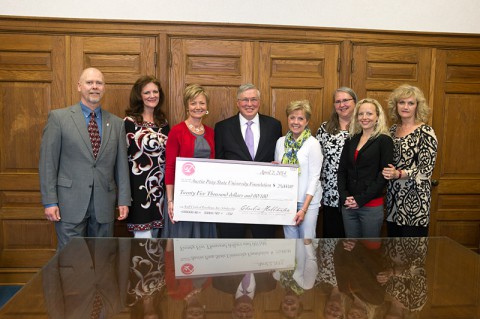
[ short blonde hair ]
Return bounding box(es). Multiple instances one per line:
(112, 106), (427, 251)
(388, 84), (430, 124)
(349, 98), (389, 138)
(286, 100), (312, 121)
(183, 84), (209, 108)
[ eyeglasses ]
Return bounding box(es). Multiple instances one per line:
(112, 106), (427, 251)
(238, 98), (259, 103)
(334, 98), (353, 105)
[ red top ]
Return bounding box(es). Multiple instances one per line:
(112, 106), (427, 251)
(165, 121), (215, 185)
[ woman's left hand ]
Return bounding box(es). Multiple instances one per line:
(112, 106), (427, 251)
(293, 209), (306, 225)
(382, 164), (397, 180)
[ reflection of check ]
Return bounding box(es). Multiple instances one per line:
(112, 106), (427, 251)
(173, 238), (296, 277)
(173, 158), (298, 225)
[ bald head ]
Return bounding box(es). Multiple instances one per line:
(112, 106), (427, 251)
(77, 68), (105, 110)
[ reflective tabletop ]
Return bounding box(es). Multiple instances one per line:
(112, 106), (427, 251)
(1, 237), (479, 319)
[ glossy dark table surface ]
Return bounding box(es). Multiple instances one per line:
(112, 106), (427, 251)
(1, 237), (479, 319)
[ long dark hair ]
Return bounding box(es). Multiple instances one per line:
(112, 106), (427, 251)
(125, 75), (167, 127)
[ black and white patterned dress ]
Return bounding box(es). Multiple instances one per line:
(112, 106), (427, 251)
(125, 117), (170, 232)
(382, 237), (428, 311)
(315, 122), (350, 207)
(386, 124), (437, 227)
(127, 239), (165, 307)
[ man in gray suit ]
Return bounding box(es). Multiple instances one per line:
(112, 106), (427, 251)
(39, 67), (131, 251)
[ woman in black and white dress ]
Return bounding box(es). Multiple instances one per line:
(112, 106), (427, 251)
(316, 87), (357, 238)
(382, 84), (438, 237)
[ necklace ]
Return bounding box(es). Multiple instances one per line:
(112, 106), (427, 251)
(187, 123), (204, 133)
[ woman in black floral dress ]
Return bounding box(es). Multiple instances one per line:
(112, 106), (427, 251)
(316, 87), (357, 238)
(382, 85), (437, 237)
(124, 76), (170, 238)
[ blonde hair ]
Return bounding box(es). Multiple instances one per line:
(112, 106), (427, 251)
(387, 84), (430, 124)
(183, 84), (209, 108)
(286, 100), (312, 121)
(349, 98), (389, 139)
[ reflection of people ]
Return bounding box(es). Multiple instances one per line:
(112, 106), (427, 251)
(315, 238), (346, 319)
(127, 239), (166, 318)
(165, 240), (211, 301)
(334, 239), (385, 319)
(124, 76), (170, 238)
(274, 239), (319, 318)
(382, 85), (438, 237)
(279, 289), (303, 319)
(379, 237), (428, 317)
(274, 101), (322, 238)
(337, 98), (393, 238)
(213, 271), (276, 319)
(215, 83), (282, 238)
(165, 239), (209, 318)
(316, 87), (357, 238)
(164, 84), (216, 238)
(182, 294), (206, 319)
(42, 238), (130, 318)
(39, 67), (131, 250)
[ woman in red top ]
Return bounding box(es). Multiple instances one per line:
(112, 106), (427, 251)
(337, 98), (393, 238)
(164, 84), (216, 238)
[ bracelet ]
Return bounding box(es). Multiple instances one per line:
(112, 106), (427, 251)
(168, 200), (173, 203)
(299, 208), (307, 214)
(397, 170), (402, 179)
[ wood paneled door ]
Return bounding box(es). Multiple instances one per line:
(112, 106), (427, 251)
(169, 38), (339, 132)
(431, 49), (480, 250)
(169, 38), (255, 128)
(70, 36), (157, 117)
(0, 34), (157, 283)
(351, 44), (432, 112)
(258, 42), (339, 134)
(0, 33), (66, 283)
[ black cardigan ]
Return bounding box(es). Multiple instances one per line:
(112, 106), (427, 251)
(337, 133), (393, 207)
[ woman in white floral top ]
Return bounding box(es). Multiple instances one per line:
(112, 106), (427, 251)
(382, 84), (438, 237)
(316, 87), (357, 238)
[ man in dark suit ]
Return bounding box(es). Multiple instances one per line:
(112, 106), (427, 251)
(214, 83), (282, 238)
(212, 272), (277, 319)
(39, 67), (131, 250)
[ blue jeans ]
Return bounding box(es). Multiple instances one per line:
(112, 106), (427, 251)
(341, 205), (384, 238)
(283, 203), (319, 239)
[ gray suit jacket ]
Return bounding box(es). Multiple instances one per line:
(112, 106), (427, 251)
(39, 103), (131, 223)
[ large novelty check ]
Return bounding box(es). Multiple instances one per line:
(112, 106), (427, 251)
(173, 158), (298, 225)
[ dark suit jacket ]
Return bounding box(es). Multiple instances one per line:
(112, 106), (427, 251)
(42, 238), (130, 319)
(39, 103), (131, 223)
(214, 113), (282, 162)
(337, 133), (393, 207)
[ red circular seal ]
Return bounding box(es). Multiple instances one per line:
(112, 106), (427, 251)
(181, 263), (194, 275)
(182, 162), (195, 176)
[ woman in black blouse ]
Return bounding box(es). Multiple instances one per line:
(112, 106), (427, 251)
(338, 98), (393, 238)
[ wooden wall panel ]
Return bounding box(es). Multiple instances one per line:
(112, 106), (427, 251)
(431, 49), (480, 247)
(70, 36), (157, 117)
(352, 45), (432, 112)
(169, 38), (254, 128)
(258, 42), (339, 134)
(0, 16), (479, 285)
(0, 34), (66, 282)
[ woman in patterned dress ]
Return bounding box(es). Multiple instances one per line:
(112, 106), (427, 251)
(124, 76), (170, 238)
(316, 87), (357, 238)
(382, 84), (438, 237)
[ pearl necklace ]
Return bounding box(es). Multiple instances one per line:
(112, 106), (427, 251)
(187, 123), (204, 133)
